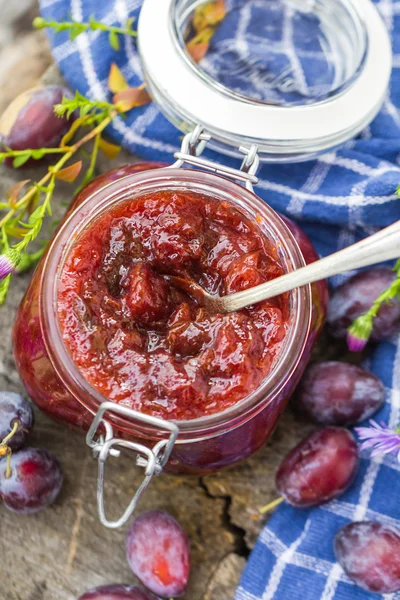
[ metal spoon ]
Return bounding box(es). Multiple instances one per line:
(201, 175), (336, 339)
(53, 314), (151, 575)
(165, 219), (400, 313)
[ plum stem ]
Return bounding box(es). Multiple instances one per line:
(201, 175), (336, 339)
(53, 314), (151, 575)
(0, 421), (19, 478)
(259, 496), (284, 514)
(5, 452), (12, 478)
(1, 421), (18, 445)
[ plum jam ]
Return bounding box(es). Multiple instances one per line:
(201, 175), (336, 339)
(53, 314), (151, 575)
(58, 190), (289, 420)
(14, 165), (327, 474)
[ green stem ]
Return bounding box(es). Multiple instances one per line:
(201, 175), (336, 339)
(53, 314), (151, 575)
(1, 226), (9, 251)
(365, 260), (400, 319)
(5, 452), (11, 479)
(0, 147), (70, 158)
(1, 421), (18, 445)
(14, 175), (56, 253)
(259, 496), (285, 514)
(33, 17), (137, 38)
(88, 22), (137, 37)
(74, 132), (100, 195)
(0, 421), (19, 478)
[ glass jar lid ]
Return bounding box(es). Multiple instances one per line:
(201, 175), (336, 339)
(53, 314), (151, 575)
(138, 0), (391, 162)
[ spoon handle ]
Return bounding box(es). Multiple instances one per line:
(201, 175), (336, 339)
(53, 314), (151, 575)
(223, 220), (400, 312)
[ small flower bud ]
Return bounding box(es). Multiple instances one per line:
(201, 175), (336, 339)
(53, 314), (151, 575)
(0, 249), (20, 280)
(346, 315), (373, 352)
(32, 17), (47, 30)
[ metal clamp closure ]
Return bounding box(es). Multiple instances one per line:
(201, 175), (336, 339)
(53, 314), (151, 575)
(86, 402), (179, 529)
(171, 125), (260, 192)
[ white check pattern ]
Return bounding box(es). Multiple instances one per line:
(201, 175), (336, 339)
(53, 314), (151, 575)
(39, 0), (400, 598)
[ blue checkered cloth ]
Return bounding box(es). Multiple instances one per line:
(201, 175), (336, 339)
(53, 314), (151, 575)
(40, 0), (400, 598)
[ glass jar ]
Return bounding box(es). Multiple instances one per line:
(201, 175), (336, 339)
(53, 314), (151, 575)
(13, 0), (391, 527)
(14, 160), (327, 526)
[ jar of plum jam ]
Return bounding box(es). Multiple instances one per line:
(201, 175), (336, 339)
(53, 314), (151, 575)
(13, 0), (392, 527)
(14, 156), (327, 526)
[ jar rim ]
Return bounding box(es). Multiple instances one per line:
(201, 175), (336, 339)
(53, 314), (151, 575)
(40, 168), (312, 441)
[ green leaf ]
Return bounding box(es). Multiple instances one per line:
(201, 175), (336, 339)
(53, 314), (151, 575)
(12, 154), (30, 168)
(69, 25), (82, 40)
(18, 221), (31, 230)
(28, 205), (44, 225)
(35, 184), (49, 193)
(0, 275), (11, 305)
(31, 149), (45, 160)
(80, 104), (93, 117)
(1, 226), (9, 251)
(29, 221), (43, 242)
(109, 30), (120, 50)
(16, 248), (45, 274)
(126, 17), (135, 31)
(58, 23), (72, 33)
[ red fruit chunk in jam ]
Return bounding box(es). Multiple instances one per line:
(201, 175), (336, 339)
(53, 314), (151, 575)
(0, 448), (63, 514)
(225, 251), (263, 293)
(334, 521), (400, 593)
(78, 584), (157, 600)
(328, 268), (400, 341)
(125, 263), (172, 326)
(276, 427), (359, 507)
(126, 510), (190, 598)
(296, 361), (385, 426)
(58, 190), (289, 420)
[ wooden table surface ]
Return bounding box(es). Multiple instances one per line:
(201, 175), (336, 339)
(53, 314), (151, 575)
(0, 4), (337, 599)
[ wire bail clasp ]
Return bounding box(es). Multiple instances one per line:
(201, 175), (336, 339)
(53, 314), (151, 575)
(86, 402), (179, 529)
(171, 125), (260, 192)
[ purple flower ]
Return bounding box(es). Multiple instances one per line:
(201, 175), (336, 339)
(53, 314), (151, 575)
(346, 331), (368, 353)
(0, 249), (20, 280)
(346, 315), (373, 353)
(355, 420), (400, 461)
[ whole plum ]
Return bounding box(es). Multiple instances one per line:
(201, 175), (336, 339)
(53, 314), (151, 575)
(296, 362), (384, 425)
(276, 427), (359, 507)
(335, 521), (400, 593)
(126, 510), (190, 598)
(0, 85), (74, 167)
(0, 448), (63, 514)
